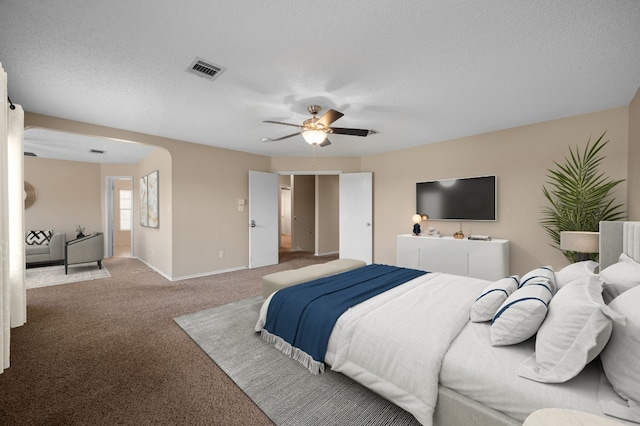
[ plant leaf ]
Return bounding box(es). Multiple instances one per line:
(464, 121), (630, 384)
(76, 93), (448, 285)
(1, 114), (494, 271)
(540, 132), (626, 262)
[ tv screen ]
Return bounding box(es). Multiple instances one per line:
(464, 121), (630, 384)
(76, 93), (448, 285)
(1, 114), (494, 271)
(416, 175), (497, 221)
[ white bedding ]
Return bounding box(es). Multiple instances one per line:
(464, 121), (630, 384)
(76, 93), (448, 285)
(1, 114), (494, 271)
(330, 272), (488, 426)
(440, 321), (637, 425)
(257, 271), (489, 426)
(255, 267), (636, 426)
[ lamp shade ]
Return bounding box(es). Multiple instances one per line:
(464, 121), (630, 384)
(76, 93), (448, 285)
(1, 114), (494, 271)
(560, 231), (600, 253)
(302, 130), (327, 145)
(412, 214), (422, 224)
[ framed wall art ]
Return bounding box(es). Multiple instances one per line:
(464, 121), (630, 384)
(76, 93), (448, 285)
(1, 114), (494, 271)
(139, 170), (159, 228)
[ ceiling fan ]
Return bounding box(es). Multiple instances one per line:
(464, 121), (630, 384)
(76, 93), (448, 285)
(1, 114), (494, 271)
(262, 105), (377, 147)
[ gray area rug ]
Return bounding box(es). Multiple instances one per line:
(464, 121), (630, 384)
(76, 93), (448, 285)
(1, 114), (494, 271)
(175, 296), (421, 426)
(26, 263), (110, 289)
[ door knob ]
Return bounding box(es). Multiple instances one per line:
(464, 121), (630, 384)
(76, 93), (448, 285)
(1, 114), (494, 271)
(250, 220), (256, 228)
(366, 223), (371, 226)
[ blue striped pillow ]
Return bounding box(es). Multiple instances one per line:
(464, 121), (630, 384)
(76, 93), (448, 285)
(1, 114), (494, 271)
(490, 280), (554, 346)
(470, 276), (520, 322)
(520, 266), (556, 294)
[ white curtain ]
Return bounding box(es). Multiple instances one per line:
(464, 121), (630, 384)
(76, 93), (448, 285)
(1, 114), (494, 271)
(1, 62), (10, 372)
(9, 104), (25, 327)
(0, 62), (26, 374)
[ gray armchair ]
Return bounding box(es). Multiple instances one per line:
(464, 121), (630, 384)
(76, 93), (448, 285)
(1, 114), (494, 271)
(65, 232), (105, 274)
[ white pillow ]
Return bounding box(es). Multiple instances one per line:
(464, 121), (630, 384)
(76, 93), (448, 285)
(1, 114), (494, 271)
(518, 276), (625, 383)
(556, 260), (598, 289)
(598, 253), (640, 302)
(520, 266), (556, 294)
(599, 285), (640, 423)
(490, 282), (553, 346)
(470, 276), (519, 322)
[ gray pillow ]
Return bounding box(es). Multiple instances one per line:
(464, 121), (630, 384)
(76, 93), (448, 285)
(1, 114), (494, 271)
(598, 253), (640, 303)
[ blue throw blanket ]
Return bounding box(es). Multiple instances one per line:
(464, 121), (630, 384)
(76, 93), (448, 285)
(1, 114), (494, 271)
(262, 264), (427, 374)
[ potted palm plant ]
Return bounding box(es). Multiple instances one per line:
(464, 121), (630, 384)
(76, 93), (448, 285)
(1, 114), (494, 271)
(541, 132), (626, 262)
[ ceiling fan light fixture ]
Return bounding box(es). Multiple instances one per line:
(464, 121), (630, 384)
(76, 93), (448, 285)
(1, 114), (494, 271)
(302, 130), (327, 145)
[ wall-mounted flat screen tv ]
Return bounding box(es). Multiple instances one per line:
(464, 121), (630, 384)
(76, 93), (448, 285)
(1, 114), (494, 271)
(416, 175), (497, 221)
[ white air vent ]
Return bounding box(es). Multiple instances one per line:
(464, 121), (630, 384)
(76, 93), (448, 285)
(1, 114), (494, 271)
(186, 57), (226, 81)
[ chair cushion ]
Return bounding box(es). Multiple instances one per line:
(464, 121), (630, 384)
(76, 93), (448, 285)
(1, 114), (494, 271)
(26, 245), (50, 255)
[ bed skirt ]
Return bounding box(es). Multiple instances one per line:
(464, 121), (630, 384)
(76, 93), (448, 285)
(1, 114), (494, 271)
(435, 385), (520, 426)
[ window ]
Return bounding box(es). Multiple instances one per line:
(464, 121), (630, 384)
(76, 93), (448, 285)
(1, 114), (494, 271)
(119, 189), (132, 231)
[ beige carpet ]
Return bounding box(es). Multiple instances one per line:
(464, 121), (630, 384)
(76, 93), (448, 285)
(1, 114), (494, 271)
(1, 255), (337, 425)
(26, 262), (110, 289)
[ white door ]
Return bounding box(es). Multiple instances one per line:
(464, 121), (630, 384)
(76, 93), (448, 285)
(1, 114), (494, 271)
(280, 187), (291, 235)
(339, 172), (373, 264)
(249, 171), (279, 268)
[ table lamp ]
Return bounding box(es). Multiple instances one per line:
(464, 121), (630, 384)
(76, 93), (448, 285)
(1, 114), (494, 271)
(412, 214), (423, 235)
(560, 231), (599, 262)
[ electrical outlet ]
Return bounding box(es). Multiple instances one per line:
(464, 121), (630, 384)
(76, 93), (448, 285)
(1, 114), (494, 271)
(219, 250), (224, 258)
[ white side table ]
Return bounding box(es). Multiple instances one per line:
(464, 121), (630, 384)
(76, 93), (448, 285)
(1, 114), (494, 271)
(524, 408), (623, 426)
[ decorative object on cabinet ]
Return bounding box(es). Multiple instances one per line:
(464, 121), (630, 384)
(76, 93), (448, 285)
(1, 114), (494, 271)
(453, 223), (464, 239)
(412, 214), (422, 235)
(541, 132), (624, 262)
(560, 231), (599, 262)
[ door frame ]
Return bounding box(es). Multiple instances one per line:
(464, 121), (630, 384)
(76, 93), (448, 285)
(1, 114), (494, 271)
(105, 175), (133, 258)
(248, 170), (373, 266)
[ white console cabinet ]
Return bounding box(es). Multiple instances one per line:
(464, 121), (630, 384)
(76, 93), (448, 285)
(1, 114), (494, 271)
(397, 234), (509, 281)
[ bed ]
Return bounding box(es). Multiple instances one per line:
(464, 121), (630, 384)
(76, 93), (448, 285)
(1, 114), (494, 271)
(255, 221), (640, 426)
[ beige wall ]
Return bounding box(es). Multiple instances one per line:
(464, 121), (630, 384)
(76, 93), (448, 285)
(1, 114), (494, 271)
(134, 149), (173, 277)
(292, 175), (315, 252)
(271, 156), (361, 173)
(362, 107), (629, 276)
(25, 113), (271, 280)
(24, 157), (102, 241)
(316, 175), (339, 256)
(23, 103), (636, 280)
(627, 87), (640, 220)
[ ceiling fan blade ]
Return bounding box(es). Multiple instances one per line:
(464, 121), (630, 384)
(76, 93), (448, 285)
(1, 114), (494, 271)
(262, 132), (302, 142)
(319, 138), (332, 147)
(316, 109), (344, 129)
(263, 120), (302, 128)
(330, 127), (375, 137)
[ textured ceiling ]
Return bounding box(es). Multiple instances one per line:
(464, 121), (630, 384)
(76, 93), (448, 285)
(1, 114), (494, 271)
(1, 1), (640, 162)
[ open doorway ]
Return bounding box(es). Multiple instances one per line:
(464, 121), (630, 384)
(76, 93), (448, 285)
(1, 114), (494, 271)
(106, 176), (133, 258)
(279, 184), (292, 255)
(278, 174), (339, 259)
(249, 171), (371, 268)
